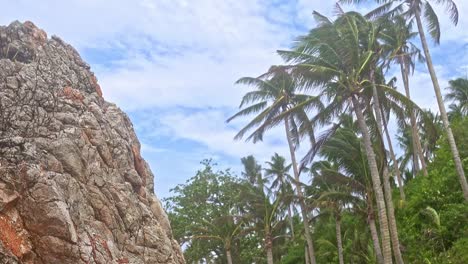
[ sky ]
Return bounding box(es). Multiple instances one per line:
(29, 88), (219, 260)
(2, 0), (468, 199)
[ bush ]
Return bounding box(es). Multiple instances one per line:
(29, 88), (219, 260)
(396, 117), (468, 263)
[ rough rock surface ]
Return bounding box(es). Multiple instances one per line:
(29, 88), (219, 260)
(0, 21), (185, 264)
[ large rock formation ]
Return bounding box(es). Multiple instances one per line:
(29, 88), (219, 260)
(0, 21), (184, 264)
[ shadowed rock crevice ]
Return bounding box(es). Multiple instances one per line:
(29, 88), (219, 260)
(0, 21), (184, 264)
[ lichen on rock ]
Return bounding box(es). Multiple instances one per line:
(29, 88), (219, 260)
(0, 21), (185, 264)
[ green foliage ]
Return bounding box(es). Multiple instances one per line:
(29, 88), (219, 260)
(441, 237), (468, 263)
(280, 240), (306, 264)
(396, 118), (468, 262)
(164, 5), (468, 262)
(164, 159), (246, 263)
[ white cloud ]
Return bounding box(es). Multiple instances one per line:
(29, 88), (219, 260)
(156, 109), (300, 162)
(4, 0), (465, 197)
(0, 0), (336, 110)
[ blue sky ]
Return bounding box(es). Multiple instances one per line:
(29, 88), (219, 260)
(3, 0), (468, 198)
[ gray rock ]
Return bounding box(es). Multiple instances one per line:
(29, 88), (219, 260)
(0, 21), (185, 263)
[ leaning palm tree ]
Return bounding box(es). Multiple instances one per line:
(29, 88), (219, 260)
(380, 15), (428, 177)
(264, 153), (296, 238)
(344, 14), (405, 262)
(227, 67), (321, 264)
(367, 73), (405, 264)
(342, 0), (468, 201)
(446, 78), (468, 118)
(279, 12), (405, 263)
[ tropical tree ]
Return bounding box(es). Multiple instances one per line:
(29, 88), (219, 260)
(363, 19), (408, 262)
(192, 215), (247, 264)
(241, 180), (288, 264)
(342, 0), (468, 201)
(264, 153), (296, 238)
(164, 160), (246, 262)
(446, 78), (468, 118)
(278, 12), (413, 263)
(227, 67), (321, 264)
(380, 15), (428, 176)
(419, 109), (443, 161)
(310, 162), (352, 264)
(310, 115), (386, 263)
(397, 124), (420, 175)
(241, 155), (263, 186)
(368, 81), (405, 264)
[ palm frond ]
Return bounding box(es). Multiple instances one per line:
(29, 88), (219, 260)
(423, 1), (441, 44)
(435, 0), (459, 25)
(313, 11), (333, 26)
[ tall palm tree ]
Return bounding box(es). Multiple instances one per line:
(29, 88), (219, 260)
(411, 0), (468, 197)
(446, 78), (468, 117)
(342, 0), (468, 201)
(227, 67), (321, 264)
(356, 16), (406, 263)
(380, 16), (428, 177)
(264, 153), (296, 238)
(368, 73), (405, 263)
(279, 12), (410, 263)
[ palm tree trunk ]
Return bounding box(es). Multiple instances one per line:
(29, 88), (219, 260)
(351, 96), (392, 264)
(305, 244), (310, 264)
(368, 196), (384, 264)
(335, 214), (344, 264)
(412, 148), (420, 175)
(382, 165), (405, 264)
(288, 204), (295, 239)
(226, 249), (233, 264)
(370, 73), (404, 264)
(415, 11), (468, 201)
(380, 106), (406, 201)
(266, 237), (274, 264)
(400, 62), (428, 176)
(284, 116), (316, 264)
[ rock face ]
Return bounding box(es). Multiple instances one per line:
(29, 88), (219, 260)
(0, 21), (184, 264)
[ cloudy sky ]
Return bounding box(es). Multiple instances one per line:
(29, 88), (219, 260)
(3, 0), (467, 198)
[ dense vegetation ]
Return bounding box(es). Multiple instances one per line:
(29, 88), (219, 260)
(164, 1), (467, 263)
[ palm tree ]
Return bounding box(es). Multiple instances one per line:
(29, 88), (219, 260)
(368, 75), (405, 264)
(279, 12), (404, 263)
(227, 67), (321, 264)
(192, 215), (247, 264)
(241, 155), (263, 186)
(355, 16), (406, 262)
(342, 0), (468, 201)
(264, 153), (296, 238)
(397, 124), (420, 175)
(446, 78), (468, 118)
(380, 16), (428, 177)
(310, 118), (386, 263)
(311, 163), (351, 264)
(419, 109), (443, 161)
(241, 182), (287, 264)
